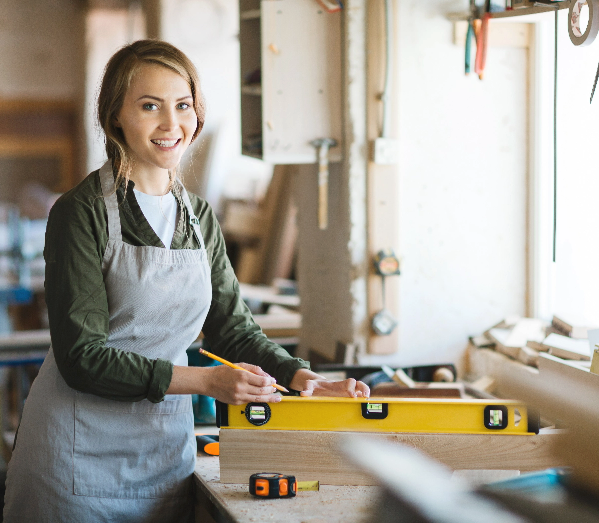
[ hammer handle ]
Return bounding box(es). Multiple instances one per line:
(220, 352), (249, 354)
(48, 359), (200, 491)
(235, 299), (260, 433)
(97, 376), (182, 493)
(318, 146), (329, 230)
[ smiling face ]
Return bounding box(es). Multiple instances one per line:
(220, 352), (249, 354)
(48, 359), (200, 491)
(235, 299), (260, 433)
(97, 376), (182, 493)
(115, 63), (198, 186)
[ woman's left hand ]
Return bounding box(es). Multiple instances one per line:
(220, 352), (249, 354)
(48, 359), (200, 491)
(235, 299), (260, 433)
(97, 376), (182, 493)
(289, 369), (370, 398)
(300, 378), (370, 398)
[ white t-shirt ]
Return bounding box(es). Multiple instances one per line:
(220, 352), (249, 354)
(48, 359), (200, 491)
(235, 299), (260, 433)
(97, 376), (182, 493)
(133, 188), (177, 249)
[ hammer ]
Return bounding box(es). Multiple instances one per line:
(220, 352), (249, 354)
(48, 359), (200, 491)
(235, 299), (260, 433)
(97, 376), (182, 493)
(310, 138), (338, 230)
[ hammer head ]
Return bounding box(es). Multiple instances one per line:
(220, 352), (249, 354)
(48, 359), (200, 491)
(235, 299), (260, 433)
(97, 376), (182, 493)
(310, 138), (338, 149)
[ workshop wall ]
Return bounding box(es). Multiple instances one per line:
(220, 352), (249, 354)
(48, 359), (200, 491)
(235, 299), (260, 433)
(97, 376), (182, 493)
(84, 7), (146, 173)
(0, 0), (84, 100)
(361, 0), (528, 368)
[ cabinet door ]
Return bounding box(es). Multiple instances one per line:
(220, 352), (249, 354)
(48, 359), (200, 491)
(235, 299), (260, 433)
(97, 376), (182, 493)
(241, 0), (342, 164)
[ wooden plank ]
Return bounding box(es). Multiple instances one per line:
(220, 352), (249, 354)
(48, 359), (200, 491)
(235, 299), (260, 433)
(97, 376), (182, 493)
(487, 328), (521, 359)
(486, 319), (546, 361)
(518, 346), (539, 367)
(470, 375), (496, 393)
(371, 383), (463, 398)
(239, 283), (300, 309)
(540, 333), (591, 361)
(366, 0), (400, 356)
(219, 429), (563, 485)
(466, 345), (539, 400)
(538, 352), (599, 390)
(491, 2), (571, 19)
(454, 21), (531, 48)
(500, 353), (599, 496)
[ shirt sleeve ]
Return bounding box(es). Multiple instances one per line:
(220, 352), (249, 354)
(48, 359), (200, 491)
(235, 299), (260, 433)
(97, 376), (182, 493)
(44, 191), (173, 403)
(199, 204), (310, 388)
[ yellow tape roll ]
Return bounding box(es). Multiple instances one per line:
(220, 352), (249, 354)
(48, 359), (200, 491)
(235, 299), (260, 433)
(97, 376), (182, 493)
(569, 0), (599, 47)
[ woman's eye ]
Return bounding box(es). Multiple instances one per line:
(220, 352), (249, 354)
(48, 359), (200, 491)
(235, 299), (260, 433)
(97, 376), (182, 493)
(142, 103), (158, 111)
(177, 102), (190, 110)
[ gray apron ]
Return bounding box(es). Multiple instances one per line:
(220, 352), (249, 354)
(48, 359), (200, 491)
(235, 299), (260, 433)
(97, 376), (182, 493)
(4, 161), (212, 522)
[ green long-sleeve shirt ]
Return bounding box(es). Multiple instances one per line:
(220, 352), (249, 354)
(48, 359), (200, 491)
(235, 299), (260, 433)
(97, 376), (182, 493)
(43, 169), (309, 403)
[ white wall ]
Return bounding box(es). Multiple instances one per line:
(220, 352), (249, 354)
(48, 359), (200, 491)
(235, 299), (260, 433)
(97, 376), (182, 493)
(361, 0), (529, 368)
(0, 0), (83, 99)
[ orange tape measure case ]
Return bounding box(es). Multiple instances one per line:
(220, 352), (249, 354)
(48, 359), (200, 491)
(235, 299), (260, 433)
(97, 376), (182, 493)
(249, 473), (297, 498)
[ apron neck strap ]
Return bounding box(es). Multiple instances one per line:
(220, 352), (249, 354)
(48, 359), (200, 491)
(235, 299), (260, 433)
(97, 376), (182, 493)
(99, 161), (122, 241)
(178, 183), (206, 250)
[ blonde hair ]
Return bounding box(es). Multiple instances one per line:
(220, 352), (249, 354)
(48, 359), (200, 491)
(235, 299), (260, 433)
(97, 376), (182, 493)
(97, 39), (205, 192)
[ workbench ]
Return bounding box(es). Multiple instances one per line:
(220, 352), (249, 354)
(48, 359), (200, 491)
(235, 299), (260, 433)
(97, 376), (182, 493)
(193, 455), (376, 523)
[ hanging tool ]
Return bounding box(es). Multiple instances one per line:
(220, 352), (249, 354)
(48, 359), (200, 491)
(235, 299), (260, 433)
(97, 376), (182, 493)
(315, 0), (342, 13)
(196, 434), (219, 456)
(465, 0), (476, 75)
(310, 138), (338, 230)
(371, 249), (400, 336)
(553, 5), (559, 262)
(249, 473), (320, 498)
(474, 0), (491, 80)
(591, 64), (599, 103)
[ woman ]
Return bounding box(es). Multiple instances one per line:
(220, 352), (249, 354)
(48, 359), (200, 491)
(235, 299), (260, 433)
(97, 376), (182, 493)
(3, 40), (369, 522)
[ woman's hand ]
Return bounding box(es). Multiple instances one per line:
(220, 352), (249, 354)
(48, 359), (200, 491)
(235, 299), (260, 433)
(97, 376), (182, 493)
(289, 369), (370, 398)
(167, 363), (282, 405)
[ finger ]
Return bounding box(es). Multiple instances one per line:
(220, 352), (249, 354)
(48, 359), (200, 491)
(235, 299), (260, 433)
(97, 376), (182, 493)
(356, 381), (370, 398)
(299, 380), (316, 397)
(237, 362), (271, 378)
(344, 378), (358, 398)
(235, 367), (276, 387)
(246, 392), (282, 403)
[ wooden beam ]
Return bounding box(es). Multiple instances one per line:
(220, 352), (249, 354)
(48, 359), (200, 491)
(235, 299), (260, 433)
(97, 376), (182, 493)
(219, 429), (563, 485)
(500, 353), (599, 495)
(538, 352), (599, 389)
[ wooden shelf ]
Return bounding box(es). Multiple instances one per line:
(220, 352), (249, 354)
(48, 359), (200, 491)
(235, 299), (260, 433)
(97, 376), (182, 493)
(241, 148), (262, 160)
(491, 2), (571, 20)
(241, 84), (262, 96)
(447, 1), (570, 23)
(240, 9), (260, 20)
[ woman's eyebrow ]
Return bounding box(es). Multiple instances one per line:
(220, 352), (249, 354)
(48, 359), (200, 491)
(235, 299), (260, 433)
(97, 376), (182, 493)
(135, 95), (193, 102)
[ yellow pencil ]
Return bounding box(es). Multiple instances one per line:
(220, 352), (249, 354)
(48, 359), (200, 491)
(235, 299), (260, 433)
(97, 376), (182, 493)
(199, 348), (289, 393)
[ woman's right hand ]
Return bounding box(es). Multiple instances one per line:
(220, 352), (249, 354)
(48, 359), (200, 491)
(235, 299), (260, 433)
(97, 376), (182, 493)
(167, 363), (282, 405)
(203, 363), (281, 405)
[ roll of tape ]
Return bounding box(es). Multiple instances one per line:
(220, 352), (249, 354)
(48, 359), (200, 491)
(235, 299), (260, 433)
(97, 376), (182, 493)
(569, 0), (599, 47)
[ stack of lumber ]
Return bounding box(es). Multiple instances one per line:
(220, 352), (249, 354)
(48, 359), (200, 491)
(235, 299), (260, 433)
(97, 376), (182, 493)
(221, 165), (297, 285)
(470, 315), (594, 369)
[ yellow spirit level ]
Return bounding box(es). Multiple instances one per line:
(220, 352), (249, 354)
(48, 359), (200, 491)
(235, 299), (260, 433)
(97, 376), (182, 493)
(216, 396), (539, 435)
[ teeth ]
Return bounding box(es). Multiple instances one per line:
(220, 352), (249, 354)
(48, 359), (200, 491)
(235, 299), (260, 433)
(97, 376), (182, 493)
(152, 139), (178, 147)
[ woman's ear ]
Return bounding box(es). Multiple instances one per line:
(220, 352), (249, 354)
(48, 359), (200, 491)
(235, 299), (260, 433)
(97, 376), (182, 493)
(113, 116), (121, 128)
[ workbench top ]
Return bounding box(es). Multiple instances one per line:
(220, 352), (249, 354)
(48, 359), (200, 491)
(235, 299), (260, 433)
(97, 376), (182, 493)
(193, 456), (377, 523)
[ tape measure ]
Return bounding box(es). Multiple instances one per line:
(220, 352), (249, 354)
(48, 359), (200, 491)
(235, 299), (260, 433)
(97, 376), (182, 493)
(249, 473), (297, 498)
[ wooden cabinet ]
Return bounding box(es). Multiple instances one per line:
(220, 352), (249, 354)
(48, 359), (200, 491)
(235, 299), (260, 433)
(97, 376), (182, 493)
(239, 0), (342, 164)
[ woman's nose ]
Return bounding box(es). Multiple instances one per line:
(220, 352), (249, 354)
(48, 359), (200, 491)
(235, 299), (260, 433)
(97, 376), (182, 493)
(159, 108), (178, 131)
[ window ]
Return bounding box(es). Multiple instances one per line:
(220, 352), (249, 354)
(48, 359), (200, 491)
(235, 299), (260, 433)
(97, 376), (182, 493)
(532, 9), (599, 327)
